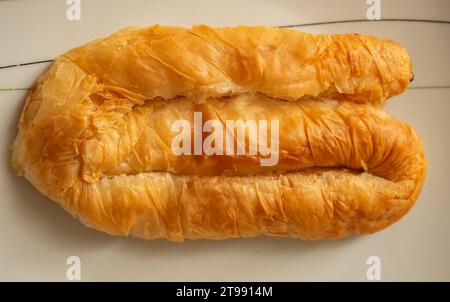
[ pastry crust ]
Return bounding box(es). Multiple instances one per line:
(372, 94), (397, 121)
(11, 25), (426, 241)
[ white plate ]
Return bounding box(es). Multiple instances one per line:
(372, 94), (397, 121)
(0, 0), (449, 281)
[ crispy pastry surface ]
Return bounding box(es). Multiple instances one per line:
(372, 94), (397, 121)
(11, 25), (426, 241)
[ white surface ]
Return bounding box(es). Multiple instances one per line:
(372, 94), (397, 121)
(0, 0), (449, 281)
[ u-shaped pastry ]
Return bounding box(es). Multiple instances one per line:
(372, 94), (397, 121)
(11, 25), (426, 241)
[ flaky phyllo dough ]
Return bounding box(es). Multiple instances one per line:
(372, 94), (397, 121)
(11, 25), (426, 241)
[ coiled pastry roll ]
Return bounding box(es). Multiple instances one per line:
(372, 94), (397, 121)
(11, 25), (425, 241)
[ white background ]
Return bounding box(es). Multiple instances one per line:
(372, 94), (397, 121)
(0, 0), (449, 281)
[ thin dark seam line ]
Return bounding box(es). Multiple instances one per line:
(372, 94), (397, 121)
(0, 59), (55, 70)
(408, 85), (450, 89)
(279, 18), (450, 28)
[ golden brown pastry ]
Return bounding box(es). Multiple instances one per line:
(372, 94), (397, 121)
(11, 25), (426, 241)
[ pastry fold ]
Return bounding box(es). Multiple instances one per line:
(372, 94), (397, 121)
(11, 25), (425, 241)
